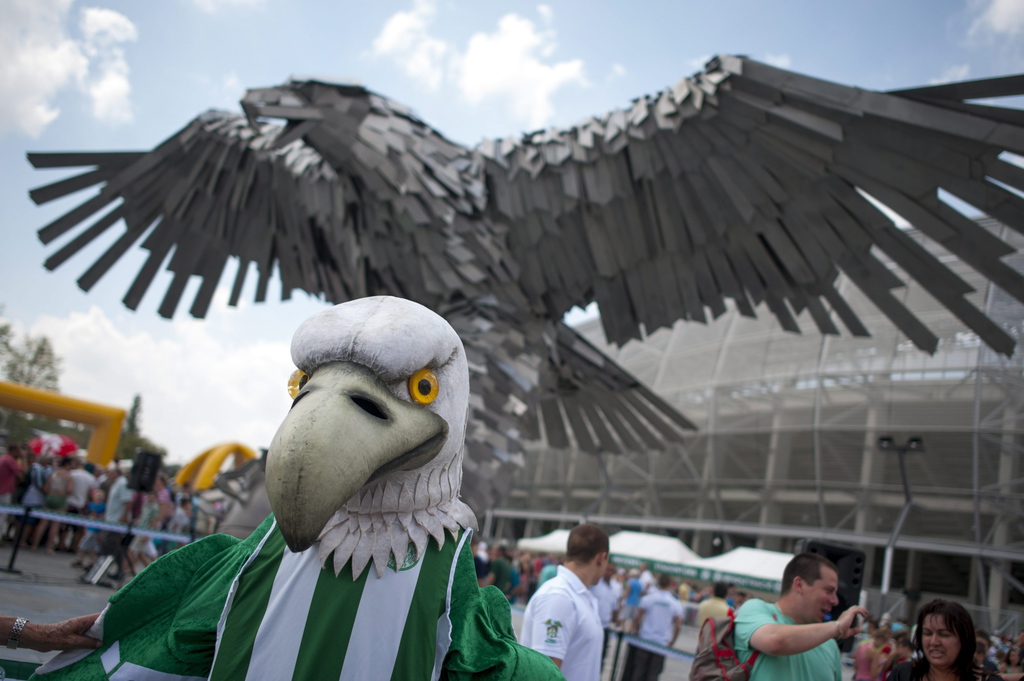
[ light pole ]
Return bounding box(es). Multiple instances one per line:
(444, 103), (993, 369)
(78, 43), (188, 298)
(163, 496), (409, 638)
(877, 436), (924, 613)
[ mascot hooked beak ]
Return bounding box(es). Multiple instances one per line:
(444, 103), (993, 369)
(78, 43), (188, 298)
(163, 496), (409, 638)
(267, 361), (448, 552)
(262, 296), (472, 558)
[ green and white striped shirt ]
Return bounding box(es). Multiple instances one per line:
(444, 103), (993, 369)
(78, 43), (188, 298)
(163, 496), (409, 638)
(209, 519), (468, 681)
(30, 515), (561, 681)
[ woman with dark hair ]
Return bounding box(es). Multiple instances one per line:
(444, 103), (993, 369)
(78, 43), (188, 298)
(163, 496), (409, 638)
(889, 599), (1000, 681)
(1004, 648), (1024, 675)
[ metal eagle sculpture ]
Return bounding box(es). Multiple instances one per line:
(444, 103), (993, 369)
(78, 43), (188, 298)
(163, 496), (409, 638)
(28, 55), (1024, 516)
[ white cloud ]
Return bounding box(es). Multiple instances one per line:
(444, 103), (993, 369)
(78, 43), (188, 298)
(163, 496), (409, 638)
(372, 1), (586, 128)
(191, 71), (246, 111)
(372, 0), (450, 90)
(81, 7), (136, 44)
(80, 8), (137, 124)
(0, 0), (88, 137)
(191, 0), (267, 13)
(763, 53), (792, 69)
(607, 63), (627, 82)
(687, 55), (712, 72)
(25, 300), (295, 464)
(222, 72), (245, 99)
(970, 0), (1024, 35)
(0, 0), (136, 137)
(458, 14), (586, 129)
(930, 63), (971, 84)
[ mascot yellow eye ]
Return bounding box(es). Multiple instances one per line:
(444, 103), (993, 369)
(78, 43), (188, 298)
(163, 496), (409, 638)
(287, 369), (309, 399)
(408, 368), (439, 405)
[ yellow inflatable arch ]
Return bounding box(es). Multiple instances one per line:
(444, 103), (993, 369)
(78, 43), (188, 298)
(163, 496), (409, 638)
(175, 443), (258, 491)
(0, 380), (125, 466)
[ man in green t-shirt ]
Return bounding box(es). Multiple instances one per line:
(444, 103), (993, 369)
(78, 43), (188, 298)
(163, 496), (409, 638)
(483, 544), (513, 596)
(734, 553), (868, 681)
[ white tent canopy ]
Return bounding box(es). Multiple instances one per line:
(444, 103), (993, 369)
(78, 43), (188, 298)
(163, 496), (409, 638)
(516, 529), (571, 554)
(682, 547), (793, 593)
(608, 531), (701, 577)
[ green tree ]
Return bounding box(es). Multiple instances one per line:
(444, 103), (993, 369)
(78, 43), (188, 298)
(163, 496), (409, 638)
(0, 310), (11, 355)
(125, 394), (142, 436)
(4, 334), (61, 391)
(0, 307), (65, 439)
(117, 431), (168, 460)
(116, 394), (167, 459)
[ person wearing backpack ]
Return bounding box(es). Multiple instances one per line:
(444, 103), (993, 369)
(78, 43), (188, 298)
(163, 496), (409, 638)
(732, 552), (868, 680)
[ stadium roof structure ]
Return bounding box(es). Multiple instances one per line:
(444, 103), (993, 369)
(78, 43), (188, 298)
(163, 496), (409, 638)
(494, 219), (1024, 616)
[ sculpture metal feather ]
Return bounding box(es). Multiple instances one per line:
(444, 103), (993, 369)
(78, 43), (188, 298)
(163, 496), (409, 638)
(27, 55), (1024, 514)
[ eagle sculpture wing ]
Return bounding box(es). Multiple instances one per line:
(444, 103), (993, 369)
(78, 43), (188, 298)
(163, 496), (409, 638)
(27, 58), (1024, 498)
(28, 81), (693, 518)
(482, 56), (1024, 356)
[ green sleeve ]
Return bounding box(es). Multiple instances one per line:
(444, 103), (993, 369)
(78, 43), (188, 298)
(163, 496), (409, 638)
(733, 599), (776, 664)
(442, 537), (562, 681)
(31, 516), (276, 680)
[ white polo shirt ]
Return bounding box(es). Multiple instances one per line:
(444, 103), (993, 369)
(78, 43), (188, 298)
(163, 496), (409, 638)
(637, 587), (684, 647)
(590, 577), (619, 627)
(521, 565), (603, 681)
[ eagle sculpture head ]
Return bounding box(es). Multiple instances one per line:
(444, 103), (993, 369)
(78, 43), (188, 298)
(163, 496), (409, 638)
(265, 296), (476, 578)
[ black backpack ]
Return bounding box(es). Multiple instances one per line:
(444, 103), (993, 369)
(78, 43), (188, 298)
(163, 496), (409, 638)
(689, 612), (760, 681)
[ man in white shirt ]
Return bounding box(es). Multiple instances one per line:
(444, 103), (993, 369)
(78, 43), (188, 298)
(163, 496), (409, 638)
(589, 562), (621, 661)
(638, 562), (656, 594)
(65, 458), (97, 552)
(104, 467), (133, 524)
(624, 573), (684, 681)
(101, 466), (134, 579)
(521, 524), (609, 681)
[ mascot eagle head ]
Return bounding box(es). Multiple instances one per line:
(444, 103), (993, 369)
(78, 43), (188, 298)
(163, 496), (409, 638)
(265, 296), (476, 579)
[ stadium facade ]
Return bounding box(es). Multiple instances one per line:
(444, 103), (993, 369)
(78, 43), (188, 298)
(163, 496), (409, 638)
(493, 219), (1024, 629)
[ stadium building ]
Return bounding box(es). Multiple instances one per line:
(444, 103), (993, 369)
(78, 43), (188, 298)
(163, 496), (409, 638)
(493, 219), (1024, 629)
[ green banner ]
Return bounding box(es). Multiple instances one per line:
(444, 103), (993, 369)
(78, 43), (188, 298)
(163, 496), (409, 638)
(610, 555), (781, 593)
(688, 567), (781, 593)
(610, 554), (691, 578)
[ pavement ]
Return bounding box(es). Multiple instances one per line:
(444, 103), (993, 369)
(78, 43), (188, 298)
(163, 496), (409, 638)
(0, 538), (119, 679)
(0, 538), (698, 680)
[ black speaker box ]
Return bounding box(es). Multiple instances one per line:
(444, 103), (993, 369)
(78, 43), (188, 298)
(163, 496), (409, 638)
(794, 539), (865, 651)
(128, 450), (162, 492)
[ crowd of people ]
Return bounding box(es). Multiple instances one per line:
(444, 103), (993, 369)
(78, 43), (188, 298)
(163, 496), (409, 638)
(855, 615), (1024, 681)
(469, 534), (747, 620)
(466, 528), (1024, 681)
(5, 443), (1024, 681)
(0, 442), (197, 581)
(472, 526), (752, 681)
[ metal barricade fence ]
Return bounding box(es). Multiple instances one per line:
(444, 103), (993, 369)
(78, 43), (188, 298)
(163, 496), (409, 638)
(0, 503), (193, 576)
(961, 603), (1022, 637)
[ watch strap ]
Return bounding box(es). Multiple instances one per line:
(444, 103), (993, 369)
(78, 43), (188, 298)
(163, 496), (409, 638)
(6, 617), (27, 650)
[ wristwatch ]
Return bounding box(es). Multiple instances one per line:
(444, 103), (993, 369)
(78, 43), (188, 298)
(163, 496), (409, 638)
(6, 617), (27, 650)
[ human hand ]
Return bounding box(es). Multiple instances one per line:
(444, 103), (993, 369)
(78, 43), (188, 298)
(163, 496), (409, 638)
(21, 614), (102, 652)
(836, 606), (870, 639)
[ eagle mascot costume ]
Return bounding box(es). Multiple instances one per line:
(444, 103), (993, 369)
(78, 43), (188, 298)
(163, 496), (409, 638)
(32, 296), (561, 681)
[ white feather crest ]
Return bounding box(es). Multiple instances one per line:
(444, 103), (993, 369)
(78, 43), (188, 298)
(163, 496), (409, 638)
(316, 462), (477, 579)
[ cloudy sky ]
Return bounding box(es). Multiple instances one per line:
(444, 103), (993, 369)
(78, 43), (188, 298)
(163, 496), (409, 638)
(1, 0), (1022, 464)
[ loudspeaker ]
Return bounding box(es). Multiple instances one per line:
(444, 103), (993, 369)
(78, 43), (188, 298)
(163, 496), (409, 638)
(128, 450), (162, 492)
(794, 539), (865, 651)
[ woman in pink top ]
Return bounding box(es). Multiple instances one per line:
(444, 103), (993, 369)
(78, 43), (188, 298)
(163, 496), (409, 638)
(855, 628), (896, 681)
